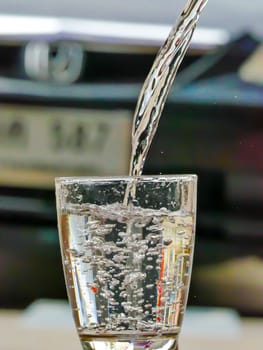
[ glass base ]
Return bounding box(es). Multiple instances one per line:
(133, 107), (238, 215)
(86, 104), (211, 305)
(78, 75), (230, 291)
(80, 338), (178, 350)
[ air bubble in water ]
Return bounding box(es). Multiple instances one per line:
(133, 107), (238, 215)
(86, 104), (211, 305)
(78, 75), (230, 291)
(146, 284), (154, 289)
(68, 249), (84, 258)
(163, 239), (173, 246)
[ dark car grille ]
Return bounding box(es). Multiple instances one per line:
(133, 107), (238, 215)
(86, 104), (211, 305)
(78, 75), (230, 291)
(0, 45), (22, 78)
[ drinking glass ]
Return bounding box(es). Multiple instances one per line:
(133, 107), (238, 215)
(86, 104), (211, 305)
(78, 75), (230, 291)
(55, 175), (197, 350)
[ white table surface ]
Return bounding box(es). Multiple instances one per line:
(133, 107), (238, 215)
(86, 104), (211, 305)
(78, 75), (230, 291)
(0, 309), (262, 350)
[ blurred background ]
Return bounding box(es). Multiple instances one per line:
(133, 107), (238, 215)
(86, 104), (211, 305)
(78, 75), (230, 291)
(0, 0), (263, 346)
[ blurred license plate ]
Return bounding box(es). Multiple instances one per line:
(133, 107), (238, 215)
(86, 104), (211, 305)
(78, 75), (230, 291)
(0, 104), (131, 180)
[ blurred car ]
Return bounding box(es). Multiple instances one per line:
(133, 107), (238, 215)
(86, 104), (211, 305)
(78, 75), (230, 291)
(0, 0), (263, 314)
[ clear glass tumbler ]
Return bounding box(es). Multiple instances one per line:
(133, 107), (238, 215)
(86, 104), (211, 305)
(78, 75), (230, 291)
(55, 175), (197, 350)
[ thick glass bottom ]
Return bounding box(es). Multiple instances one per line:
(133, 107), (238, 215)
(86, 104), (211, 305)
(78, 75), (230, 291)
(80, 335), (179, 350)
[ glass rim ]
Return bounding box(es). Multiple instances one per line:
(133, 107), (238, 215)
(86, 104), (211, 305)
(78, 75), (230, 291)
(55, 174), (197, 185)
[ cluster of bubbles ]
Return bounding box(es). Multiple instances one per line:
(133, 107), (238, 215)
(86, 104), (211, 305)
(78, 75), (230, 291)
(65, 203), (192, 334)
